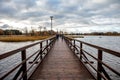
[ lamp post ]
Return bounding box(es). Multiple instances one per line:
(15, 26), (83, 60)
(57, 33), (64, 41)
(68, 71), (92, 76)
(50, 16), (53, 34)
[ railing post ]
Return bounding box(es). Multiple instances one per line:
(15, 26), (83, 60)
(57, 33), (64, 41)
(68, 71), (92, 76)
(51, 39), (53, 47)
(80, 42), (82, 60)
(50, 39), (52, 48)
(73, 40), (75, 53)
(40, 42), (42, 60)
(97, 50), (103, 80)
(69, 39), (72, 48)
(46, 40), (48, 53)
(68, 39), (70, 46)
(21, 50), (27, 80)
(67, 39), (69, 46)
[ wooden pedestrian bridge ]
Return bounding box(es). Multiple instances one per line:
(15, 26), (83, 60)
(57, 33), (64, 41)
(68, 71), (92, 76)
(0, 35), (120, 80)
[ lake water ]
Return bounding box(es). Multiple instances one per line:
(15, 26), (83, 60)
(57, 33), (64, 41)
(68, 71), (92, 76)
(76, 36), (120, 52)
(0, 36), (120, 80)
(0, 40), (42, 80)
(75, 36), (120, 80)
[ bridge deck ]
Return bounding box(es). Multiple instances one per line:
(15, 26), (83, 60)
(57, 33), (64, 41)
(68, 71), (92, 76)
(29, 38), (94, 80)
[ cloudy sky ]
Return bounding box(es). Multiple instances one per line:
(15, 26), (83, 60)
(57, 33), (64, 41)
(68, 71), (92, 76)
(0, 0), (120, 33)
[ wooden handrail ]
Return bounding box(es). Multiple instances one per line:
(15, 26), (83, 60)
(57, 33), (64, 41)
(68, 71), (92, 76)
(0, 36), (55, 60)
(0, 36), (56, 80)
(64, 36), (120, 57)
(64, 36), (120, 80)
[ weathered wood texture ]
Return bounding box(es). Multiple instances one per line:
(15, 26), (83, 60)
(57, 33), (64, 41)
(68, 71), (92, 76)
(29, 38), (94, 80)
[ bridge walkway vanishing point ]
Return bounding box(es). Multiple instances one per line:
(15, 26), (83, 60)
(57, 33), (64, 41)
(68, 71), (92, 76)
(29, 37), (94, 80)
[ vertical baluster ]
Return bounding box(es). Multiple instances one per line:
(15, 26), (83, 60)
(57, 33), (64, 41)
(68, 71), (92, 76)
(70, 40), (72, 48)
(97, 50), (103, 80)
(68, 39), (70, 47)
(51, 39), (53, 48)
(73, 40), (75, 53)
(50, 39), (52, 48)
(69, 39), (71, 47)
(66, 38), (68, 46)
(80, 42), (82, 60)
(40, 42), (42, 60)
(46, 40), (48, 53)
(21, 50), (27, 80)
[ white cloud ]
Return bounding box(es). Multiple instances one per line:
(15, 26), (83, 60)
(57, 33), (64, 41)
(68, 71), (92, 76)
(0, 0), (120, 33)
(92, 18), (120, 24)
(92, 0), (107, 4)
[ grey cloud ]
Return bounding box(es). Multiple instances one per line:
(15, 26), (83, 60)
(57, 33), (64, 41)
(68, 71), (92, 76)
(0, 0), (11, 3)
(45, 0), (61, 10)
(13, 0), (36, 9)
(0, 24), (10, 29)
(0, 0), (37, 19)
(19, 11), (47, 20)
(0, 0), (120, 32)
(0, 1), (17, 17)
(0, 6), (17, 16)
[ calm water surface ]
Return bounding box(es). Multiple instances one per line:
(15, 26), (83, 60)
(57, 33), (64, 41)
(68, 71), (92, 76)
(0, 36), (120, 80)
(76, 36), (120, 80)
(76, 36), (120, 52)
(0, 40), (42, 80)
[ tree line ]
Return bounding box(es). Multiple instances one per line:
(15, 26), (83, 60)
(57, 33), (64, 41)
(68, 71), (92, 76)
(0, 29), (56, 36)
(67, 32), (120, 36)
(1, 28), (120, 36)
(0, 29), (22, 35)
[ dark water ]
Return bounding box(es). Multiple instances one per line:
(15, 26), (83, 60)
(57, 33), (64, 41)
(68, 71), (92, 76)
(75, 36), (120, 80)
(0, 36), (120, 79)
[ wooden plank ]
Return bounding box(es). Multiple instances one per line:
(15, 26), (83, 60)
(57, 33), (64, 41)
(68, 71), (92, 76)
(29, 38), (94, 80)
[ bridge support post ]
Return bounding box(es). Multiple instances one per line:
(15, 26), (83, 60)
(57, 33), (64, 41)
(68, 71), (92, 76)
(97, 50), (102, 80)
(80, 42), (83, 60)
(40, 42), (43, 60)
(50, 39), (52, 48)
(73, 40), (75, 53)
(46, 40), (49, 53)
(21, 50), (27, 80)
(67, 39), (70, 47)
(69, 40), (72, 49)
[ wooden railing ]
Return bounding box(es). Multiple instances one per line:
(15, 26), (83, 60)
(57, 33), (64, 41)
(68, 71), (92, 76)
(0, 36), (56, 80)
(64, 36), (120, 80)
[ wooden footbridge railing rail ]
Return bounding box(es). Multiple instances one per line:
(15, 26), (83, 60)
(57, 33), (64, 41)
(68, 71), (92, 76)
(64, 36), (120, 80)
(0, 35), (120, 80)
(0, 36), (56, 80)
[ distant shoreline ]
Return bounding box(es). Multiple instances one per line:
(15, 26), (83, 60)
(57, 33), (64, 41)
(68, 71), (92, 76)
(65, 34), (120, 36)
(65, 34), (120, 38)
(82, 35), (120, 36)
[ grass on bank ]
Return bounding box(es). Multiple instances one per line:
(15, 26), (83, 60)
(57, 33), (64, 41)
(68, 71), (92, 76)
(0, 35), (51, 42)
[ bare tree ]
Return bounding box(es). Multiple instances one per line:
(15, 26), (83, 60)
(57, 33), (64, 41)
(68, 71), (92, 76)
(24, 27), (28, 35)
(38, 26), (42, 35)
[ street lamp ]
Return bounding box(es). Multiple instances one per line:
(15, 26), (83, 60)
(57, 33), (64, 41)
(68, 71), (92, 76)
(50, 16), (53, 33)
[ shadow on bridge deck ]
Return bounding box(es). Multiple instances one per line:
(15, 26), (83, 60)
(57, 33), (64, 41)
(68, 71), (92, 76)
(29, 38), (94, 80)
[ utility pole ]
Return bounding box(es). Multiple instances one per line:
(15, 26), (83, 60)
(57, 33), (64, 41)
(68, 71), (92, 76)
(50, 16), (53, 34)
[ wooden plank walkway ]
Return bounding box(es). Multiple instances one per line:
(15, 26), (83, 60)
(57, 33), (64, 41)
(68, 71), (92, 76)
(29, 38), (94, 80)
